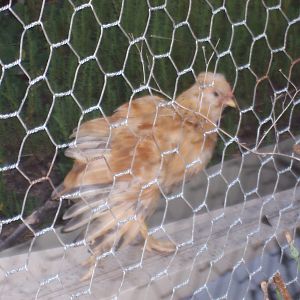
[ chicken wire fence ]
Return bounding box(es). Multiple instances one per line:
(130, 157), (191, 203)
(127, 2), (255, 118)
(0, 0), (300, 299)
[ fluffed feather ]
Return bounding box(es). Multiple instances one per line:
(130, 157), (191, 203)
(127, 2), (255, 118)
(53, 72), (236, 260)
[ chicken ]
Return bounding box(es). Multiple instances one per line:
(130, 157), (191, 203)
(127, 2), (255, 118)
(53, 72), (236, 261)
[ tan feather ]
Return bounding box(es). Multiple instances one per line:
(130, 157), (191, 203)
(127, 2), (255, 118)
(54, 72), (236, 273)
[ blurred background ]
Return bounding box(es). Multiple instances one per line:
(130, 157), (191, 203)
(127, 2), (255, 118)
(0, 0), (299, 256)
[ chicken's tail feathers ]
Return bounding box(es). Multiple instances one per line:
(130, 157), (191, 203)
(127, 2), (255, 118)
(65, 117), (111, 163)
(52, 157), (113, 200)
(62, 184), (160, 254)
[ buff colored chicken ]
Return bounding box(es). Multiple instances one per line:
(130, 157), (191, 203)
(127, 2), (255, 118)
(53, 72), (236, 262)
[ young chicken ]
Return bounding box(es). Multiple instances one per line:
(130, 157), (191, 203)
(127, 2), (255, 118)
(53, 72), (236, 258)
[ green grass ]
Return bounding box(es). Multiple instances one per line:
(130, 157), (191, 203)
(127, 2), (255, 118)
(0, 172), (40, 219)
(0, 0), (300, 217)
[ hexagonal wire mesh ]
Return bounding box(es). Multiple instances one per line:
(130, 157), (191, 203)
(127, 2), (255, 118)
(0, 0), (300, 299)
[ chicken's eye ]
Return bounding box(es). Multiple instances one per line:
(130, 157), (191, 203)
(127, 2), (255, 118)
(213, 91), (219, 97)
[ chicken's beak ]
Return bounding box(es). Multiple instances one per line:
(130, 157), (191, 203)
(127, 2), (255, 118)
(224, 96), (236, 108)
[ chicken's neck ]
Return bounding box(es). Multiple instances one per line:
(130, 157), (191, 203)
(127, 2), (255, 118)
(173, 101), (218, 132)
